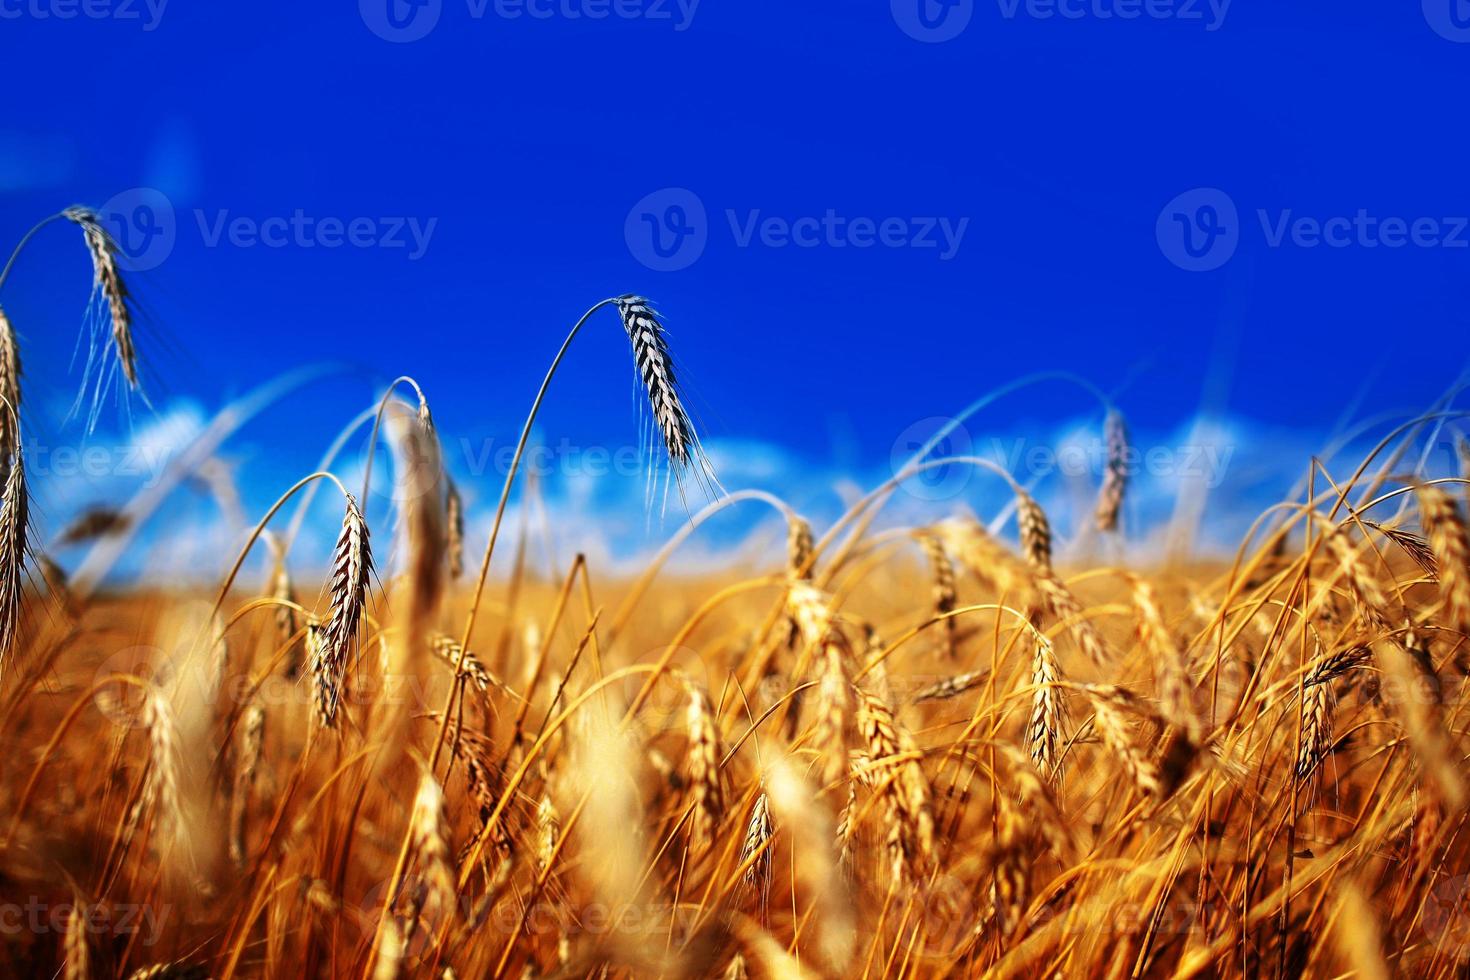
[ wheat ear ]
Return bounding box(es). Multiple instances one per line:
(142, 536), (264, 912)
(616, 295), (708, 483)
(738, 792), (773, 921)
(315, 493), (372, 728)
(445, 476), (465, 580)
(684, 683), (726, 856)
(0, 439), (28, 675)
(64, 207), (140, 390)
(918, 532), (958, 658)
(410, 771), (458, 919)
(1035, 574), (1111, 667)
(1130, 575), (1200, 742)
(228, 703), (266, 866)
(1016, 490), (1053, 574)
(1083, 685), (1164, 798)
(1025, 624), (1065, 782)
(0, 306), (19, 477)
(854, 687), (935, 881)
(912, 668), (989, 704)
(1417, 485), (1470, 634)
(64, 895), (89, 980)
(1094, 408), (1130, 532)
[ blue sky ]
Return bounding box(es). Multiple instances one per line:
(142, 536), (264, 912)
(2, 1), (1469, 577)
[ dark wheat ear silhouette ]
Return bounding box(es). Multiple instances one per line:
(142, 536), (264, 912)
(615, 295), (720, 508)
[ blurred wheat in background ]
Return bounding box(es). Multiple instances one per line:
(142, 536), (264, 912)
(0, 207), (1467, 979)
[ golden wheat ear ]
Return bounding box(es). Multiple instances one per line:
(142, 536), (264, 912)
(314, 493), (372, 728)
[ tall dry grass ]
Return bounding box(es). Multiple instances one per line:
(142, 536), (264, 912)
(0, 208), (1466, 978)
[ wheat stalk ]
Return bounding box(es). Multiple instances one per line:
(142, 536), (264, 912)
(124, 963), (208, 980)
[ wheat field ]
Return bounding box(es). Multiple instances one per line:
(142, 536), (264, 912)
(0, 210), (1468, 978)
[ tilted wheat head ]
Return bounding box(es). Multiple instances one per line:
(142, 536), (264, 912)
(615, 295), (718, 501)
(63, 207), (142, 401)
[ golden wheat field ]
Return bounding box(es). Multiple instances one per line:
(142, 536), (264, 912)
(0, 210), (1468, 979)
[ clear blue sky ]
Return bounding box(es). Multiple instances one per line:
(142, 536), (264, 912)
(2, 1), (1468, 568)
